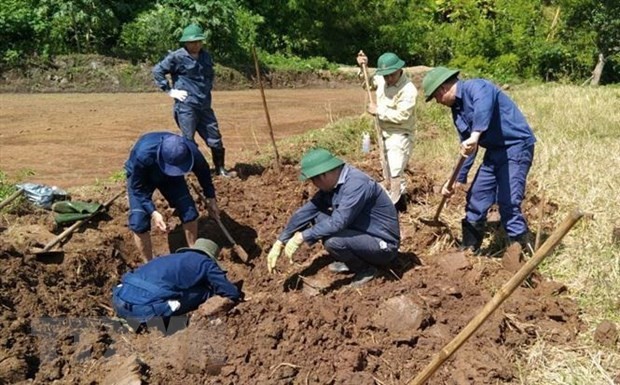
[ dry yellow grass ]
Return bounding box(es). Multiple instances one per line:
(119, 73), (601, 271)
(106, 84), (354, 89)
(416, 83), (620, 384)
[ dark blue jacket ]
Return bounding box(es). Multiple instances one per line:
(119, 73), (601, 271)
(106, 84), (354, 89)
(152, 48), (215, 108)
(452, 79), (536, 182)
(124, 132), (215, 215)
(113, 251), (241, 321)
(279, 165), (400, 249)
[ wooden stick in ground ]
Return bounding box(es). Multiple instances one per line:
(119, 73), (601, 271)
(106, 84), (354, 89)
(251, 46), (281, 172)
(408, 209), (584, 385)
(190, 182), (249, 262)
(36, 190), (125, 254)
(359, 51), (390, 182)
(0, 188), (24, 209)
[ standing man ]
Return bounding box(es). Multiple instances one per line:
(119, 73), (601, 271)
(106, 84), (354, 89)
(422, 67), (536, 253)
(356, 51), (418, 207)
(125, 131), (220, 261)
(112, 238), (243, 327)
(152, 23), (231, 177)
(266, 148), (400, 287)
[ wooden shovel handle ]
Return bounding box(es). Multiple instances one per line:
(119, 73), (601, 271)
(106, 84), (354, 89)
(215, 216), (235, 245)
(359, 52), (391, 182)
(0, 188), (24, 210)
(433, 154), (468, 221)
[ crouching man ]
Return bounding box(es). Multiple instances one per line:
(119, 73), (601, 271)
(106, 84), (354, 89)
(112, 238), (242, 329)
(266, 148), (400, 287)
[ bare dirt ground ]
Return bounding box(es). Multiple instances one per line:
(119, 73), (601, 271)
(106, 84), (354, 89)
(0, 90), (582, 385)
(0, 89), (365, 187)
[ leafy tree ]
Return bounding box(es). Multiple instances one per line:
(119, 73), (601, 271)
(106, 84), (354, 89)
(0, 0), (37, 66)
(36, 0), (120, 54)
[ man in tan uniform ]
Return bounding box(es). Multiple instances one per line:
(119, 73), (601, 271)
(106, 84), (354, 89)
(357, 51), (418, 208)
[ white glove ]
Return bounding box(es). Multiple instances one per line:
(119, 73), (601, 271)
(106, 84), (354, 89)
(168, 89), (188, 102)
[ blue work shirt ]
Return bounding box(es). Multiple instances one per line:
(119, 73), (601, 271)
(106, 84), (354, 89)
(452, 79), (536, 182)
(124, 132), (215, 215)
(152, 48), (215, 108)
(279, 165), (400, 249)
(114, 251), (241, 319)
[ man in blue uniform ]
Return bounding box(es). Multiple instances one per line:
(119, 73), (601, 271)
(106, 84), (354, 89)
(112, 238), (242, 327)
(152, 24), (231, 177)
(423, 67), (536, 253)
(266, 148), (401, 287)
(125, 131), (219, 261)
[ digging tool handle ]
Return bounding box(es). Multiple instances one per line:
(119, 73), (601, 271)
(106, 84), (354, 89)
(433, 154), (468, 221)
(408, 209), (584, 385)
(0, 188), (24, 209)
(359, 54), (390, 182)
(215, 216), (235, 245)
(40, 190), (125, 253)
(190, 182), (249, 262)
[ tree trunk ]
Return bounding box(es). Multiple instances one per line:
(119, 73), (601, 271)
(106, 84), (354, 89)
(591, 53), (605, 86)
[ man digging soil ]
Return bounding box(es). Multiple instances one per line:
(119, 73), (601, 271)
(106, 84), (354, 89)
(125, 132), (220, 261)
(112, 238), (242, 331)
(266, 148), (400, 287)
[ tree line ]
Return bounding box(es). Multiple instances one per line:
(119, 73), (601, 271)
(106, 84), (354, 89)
(1, 0), (618, 84)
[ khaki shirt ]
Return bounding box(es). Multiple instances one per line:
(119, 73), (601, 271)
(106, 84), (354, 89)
(373, 72), (417, 134)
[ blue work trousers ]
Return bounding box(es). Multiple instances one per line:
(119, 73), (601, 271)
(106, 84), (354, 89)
(465, 144), (534, 238)
(128, 180), (198, 233)
(174, 102), (222, 149)
(322, 227), (397, 271)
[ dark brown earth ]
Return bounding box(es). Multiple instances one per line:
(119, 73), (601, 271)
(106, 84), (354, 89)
(0, 91), (582, 384)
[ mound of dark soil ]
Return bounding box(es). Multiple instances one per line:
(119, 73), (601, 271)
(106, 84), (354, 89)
(0, 155), (582, 384)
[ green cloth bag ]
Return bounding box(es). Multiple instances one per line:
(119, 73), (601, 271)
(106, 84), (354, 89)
(52, 200), (102, 225)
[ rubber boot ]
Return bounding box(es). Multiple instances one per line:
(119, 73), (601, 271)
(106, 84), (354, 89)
(510, 232), (534, 256)
(460, 219), (485, 253)
(211, 147), (230, 177)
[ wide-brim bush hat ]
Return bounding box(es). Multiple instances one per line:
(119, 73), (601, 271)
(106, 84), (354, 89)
(177, 238), (224, 270)
(423, 66), (460, 102)
(157, 135), (194, 176)
(179, 24), (206, 43)
(299, 148), (344, 181)
(376, 52), (405, 76)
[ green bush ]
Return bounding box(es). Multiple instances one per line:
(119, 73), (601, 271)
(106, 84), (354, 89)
(259, 52), (337, 72)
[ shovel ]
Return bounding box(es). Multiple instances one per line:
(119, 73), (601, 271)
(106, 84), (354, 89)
(32, 190), (125, 257)
(421, 154), (467, 227)
(190, 182), (250, 262)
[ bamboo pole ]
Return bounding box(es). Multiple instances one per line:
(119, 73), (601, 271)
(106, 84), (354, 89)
(358, 50), (390, 182)
(408, 209), (584, 385)
(251, 46), (281, 172)
(0, 188), (24, 209)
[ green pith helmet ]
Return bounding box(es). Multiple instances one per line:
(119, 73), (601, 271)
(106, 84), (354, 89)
(179, 24), (206, 43)
(422, 66), (460, 102)
(176, 238), (224, 270)
(376, 52), (405, 76)
(299, 148), (344, 181)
